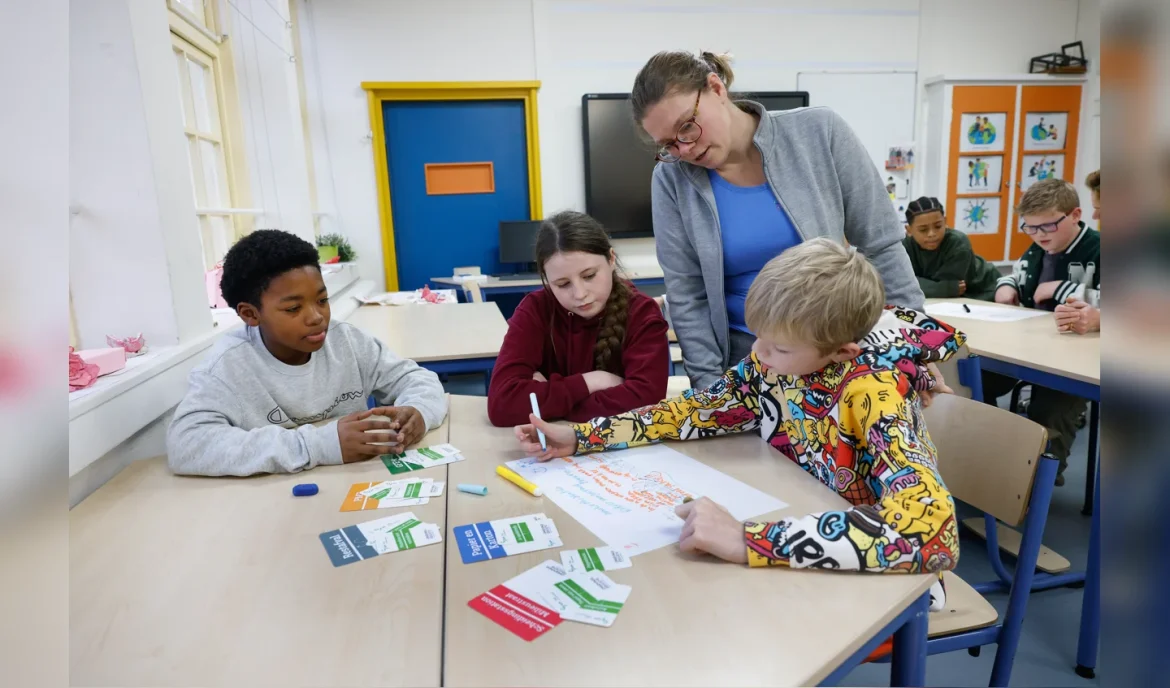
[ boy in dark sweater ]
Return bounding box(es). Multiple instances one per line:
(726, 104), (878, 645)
(901, 197), (1000, 300)
(987, 179), (1100, 484)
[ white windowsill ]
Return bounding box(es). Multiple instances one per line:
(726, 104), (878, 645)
(68, 263), (369, 477)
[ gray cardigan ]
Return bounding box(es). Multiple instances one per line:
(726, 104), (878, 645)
(652, 102), (924, 388)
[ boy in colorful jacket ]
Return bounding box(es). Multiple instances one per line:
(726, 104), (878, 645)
(517, 238), (967, 611)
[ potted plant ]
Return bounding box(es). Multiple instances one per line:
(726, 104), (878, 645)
(316, 233), (356, 264)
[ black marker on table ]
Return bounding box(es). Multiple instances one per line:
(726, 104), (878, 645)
(963, 304), (971, 313)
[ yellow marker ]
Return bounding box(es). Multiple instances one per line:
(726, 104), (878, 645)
(496, 465), (544, 497)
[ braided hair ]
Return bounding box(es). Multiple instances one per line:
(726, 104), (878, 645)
(534, 211), (631, 374)
(905, 196), (944, 224)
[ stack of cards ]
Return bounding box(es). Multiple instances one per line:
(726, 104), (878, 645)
(560, 546), (631, 573)
(382, 443), (466, 475)
(319, 511), (442, 567)
(469, 560), (632, 640)
(340, 479), (445, 512)
(454, 513), (563, 564)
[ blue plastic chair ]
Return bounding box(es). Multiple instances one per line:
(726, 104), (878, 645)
(872, 393), (1058, 687)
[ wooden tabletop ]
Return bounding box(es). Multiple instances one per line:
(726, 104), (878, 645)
(70, 418), (452, 687)
(442, 395), (934, 687)
(346, 301), (508, 362)
(926, 298), (1100, 386)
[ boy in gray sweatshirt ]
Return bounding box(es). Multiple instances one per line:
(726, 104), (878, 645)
(166, 230), (447, 476)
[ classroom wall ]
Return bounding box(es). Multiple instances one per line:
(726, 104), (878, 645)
(299, 0), (1092, 287)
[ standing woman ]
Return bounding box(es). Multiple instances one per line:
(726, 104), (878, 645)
(634, 51), (924, 388)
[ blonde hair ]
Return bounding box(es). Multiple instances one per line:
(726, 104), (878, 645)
(744, 238), (885, 353)
(1016, 178), (1081, 216)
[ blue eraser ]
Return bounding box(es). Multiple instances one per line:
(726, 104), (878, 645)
(457, 483), (488, 496)
(292, 483), (318, 497)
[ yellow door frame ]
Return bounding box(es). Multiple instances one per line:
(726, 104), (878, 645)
(361, 81), (543, 291)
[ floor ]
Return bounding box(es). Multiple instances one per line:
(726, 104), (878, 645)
(441, 374), (1097, 688)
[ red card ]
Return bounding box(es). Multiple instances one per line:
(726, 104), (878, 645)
(468, 584), (562, 641)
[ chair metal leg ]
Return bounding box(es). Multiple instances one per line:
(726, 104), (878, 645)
(1075, 460), (1100, 678)
(1083, 401), (1098, 516)
(989, 454), (1059, 687)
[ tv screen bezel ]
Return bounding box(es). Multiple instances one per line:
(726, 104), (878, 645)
(581, 91), (811, 239)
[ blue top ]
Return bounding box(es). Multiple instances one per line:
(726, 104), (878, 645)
(708, 170), (803, 334)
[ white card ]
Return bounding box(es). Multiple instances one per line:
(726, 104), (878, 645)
(561, 546), (632, 573)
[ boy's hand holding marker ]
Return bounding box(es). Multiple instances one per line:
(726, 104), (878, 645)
(514, 415), (576, 461)
(371, 406), (426, 449)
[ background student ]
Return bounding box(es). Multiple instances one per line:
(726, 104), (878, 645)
(990, 179), (1100, 484)
(486, 211), (669, 426)
(901, 196), (1000, 300)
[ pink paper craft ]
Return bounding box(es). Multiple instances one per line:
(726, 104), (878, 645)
(106, 332), (147, 356)
(77, 347), (127, 376)
(69, 347), (100, 392)
(205, 262), (229, 309)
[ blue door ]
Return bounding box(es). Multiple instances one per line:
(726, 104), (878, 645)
(383, 100), (531, 290)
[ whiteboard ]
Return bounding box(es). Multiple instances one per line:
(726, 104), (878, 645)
(795, 71), (917, 177)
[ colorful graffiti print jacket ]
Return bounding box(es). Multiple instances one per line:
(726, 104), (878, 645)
(571, 307), (965, 587)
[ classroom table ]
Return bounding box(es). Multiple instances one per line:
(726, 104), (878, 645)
(442, 395), (933, 687)
(347, 301), (508, 389)
(925, 297), (1100, 679)
(70, 418), (452, 687)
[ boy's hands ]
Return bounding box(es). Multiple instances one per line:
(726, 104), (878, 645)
(675, 498), (748, 564)
(995, 285), (1019, 305)
(337, 410), (398, 463)
(514, 414), (576, 461)
(370, 406), (426, 452)
(1054, 297), (1100, 334)
(957, 280), (967, 296)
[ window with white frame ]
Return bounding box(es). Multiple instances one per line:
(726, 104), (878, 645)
(169, 0), (251, 271)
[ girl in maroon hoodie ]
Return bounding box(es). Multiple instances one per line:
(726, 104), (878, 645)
(487, 211), (670, 426)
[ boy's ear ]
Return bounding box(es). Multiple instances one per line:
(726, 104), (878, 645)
(236, 302), (261, 327)
(830, 342), (862, 362)
(1070, 207), (1082, 223)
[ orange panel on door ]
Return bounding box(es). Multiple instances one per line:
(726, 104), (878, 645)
(1008, 84), (1083, 259)
(424, 162), (496, 195)
(947, 86), (1017, 262)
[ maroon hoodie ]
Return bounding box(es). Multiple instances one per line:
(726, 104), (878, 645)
(487, 286), (670, 426)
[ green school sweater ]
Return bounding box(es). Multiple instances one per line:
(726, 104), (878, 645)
(901, 229), (1000, 300)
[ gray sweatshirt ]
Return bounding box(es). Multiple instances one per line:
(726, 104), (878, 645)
(166, 321), (447, 476)
(652, 102), (925, 388)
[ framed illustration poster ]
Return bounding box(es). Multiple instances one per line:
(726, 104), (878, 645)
(1020, 154), (1065, 191)
(956, 155), (1003, 193)
(1023, 112), (1068, 150)
(957, 197), (1001, 235)
(958, 112), (1007, 153)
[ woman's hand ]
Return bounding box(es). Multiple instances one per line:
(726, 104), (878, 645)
(532, 371), (548, 382)
(514, 414), (577, 461)
(675, 497), (747, 564)
(583, 370), (624, 393)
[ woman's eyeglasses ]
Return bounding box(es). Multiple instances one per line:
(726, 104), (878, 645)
(1019, 214), (1068, 235)
(655, 91), (703, 163)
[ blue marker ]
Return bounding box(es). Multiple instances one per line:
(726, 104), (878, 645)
(529, 392), (547, 451)
(457, 483), (488, 496)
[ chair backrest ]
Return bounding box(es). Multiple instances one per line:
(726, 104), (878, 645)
(921, 393), (1048, 527)
(462, 281), (484, 303)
